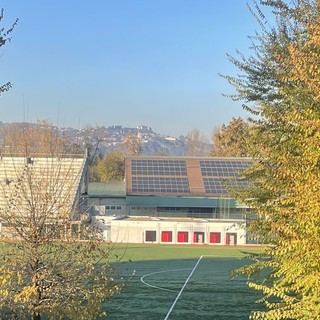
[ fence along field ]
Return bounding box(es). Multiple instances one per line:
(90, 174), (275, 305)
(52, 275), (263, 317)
(105, 244), (264, 319)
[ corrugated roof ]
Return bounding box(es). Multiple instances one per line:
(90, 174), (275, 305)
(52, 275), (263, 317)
(88, 182), (126, 197)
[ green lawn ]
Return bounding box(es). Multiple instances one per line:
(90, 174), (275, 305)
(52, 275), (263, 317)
(0, 242), (264, 319)
(0, 241), (263, 263)
(107, 243), (263, 263)
(105, 253), (264, 319)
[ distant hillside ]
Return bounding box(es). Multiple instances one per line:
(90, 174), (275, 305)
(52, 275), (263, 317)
(0, 122), (213, 156)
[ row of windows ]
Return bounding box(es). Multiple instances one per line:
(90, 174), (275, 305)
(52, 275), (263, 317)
(157, 207), (214, 213)
(145, 230), (224, 244)
(105, 205), (122, 211)
(131, 206), (155, 211)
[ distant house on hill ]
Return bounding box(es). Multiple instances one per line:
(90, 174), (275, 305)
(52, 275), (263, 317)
(89, 156), (256, 245)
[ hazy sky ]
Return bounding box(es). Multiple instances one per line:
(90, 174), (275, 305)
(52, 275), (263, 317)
(0, 1), (259, 138)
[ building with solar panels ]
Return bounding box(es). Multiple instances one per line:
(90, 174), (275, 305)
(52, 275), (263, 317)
(89, 156), (255, 246)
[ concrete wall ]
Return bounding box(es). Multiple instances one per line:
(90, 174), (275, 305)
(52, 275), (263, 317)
(102, 219), (246, 245)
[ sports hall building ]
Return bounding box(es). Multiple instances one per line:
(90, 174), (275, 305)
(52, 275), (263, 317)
(89, 156), (256, 246)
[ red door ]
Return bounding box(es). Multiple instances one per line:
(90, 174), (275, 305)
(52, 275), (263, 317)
(161, 231), (172, 242)
(210, 232), (221, 244)
(177, 231), (188, 243)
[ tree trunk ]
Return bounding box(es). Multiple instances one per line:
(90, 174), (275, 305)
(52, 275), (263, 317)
(33, 312), (41, 320)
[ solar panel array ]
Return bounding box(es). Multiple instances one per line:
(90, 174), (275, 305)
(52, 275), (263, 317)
(131, 159), (187, 176)
(203, 178), (227, 194)
(131, 159), (189, 193)
(132, 177), (189, 193)
(200, 160), (252, 194)
(203, 177), (250, 194)
(129, 158), (252, 195)
(200, 160), (251, 177)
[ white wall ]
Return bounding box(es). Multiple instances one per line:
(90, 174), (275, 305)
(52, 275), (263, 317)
(105, 219), (246, 245)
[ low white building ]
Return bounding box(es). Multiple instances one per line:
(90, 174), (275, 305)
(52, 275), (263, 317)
(89, 156), (256, 246)
(92, 215), (246, 245)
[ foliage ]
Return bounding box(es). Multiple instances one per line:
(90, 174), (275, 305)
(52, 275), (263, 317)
(1, 121), (76, 155)
(0, 241), (122, 320)
(185, 128), (211, 156)
(80, 125), (108, 166)
(210, 117), (251, 157)
(225, 0), (320, 319)
(121, 134), (142, 156)
(0, 124), (123, 320)
(90, 151), (125, 182)
(0, 8), (18, 96)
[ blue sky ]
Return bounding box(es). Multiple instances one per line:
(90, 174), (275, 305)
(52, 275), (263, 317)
(0, 1), (258, 138)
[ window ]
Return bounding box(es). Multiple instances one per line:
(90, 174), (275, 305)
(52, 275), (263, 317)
(145, 231), (156, 242)
(193, 232), (205, 243)
(161, 231), (172, 242)
(210, 232), (221, 244)
(116, 206), (121, 210)
(177, 231), (188, 243)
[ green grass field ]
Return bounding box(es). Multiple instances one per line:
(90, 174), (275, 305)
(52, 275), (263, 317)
(0, 242), (263, 319)
(104, 244), (264, 319)
(108, 243), (262, 262)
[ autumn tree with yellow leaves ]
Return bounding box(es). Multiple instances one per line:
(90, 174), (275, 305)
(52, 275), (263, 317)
(210, 117), (251, 157)
(185, 128), (211, 157)
(0, 123), (123, 320)
(90, 150), (125, 182)
(122, 134), (143, 156)
(224, 0), (320, 319)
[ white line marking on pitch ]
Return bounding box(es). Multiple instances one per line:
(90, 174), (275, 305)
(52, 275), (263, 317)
(140, 268), (191, 293)
(163, 255), (203, 320)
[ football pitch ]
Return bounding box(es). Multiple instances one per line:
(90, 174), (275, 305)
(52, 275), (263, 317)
(105, 245), (263, 319)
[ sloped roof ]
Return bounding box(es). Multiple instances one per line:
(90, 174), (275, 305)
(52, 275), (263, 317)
(88, 181), (126, 197)
(0, 154), (87, 214)
(125, 156), (253, 197)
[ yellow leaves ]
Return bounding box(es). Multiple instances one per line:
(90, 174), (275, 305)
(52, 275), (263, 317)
(0, 241), (125, 319)
(58, 209), (69, 220)
(284, 23), (320, 98)
(13, 285), (37, 303)
(0, 266), (13, 286)
(226, 3), (320, 319)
